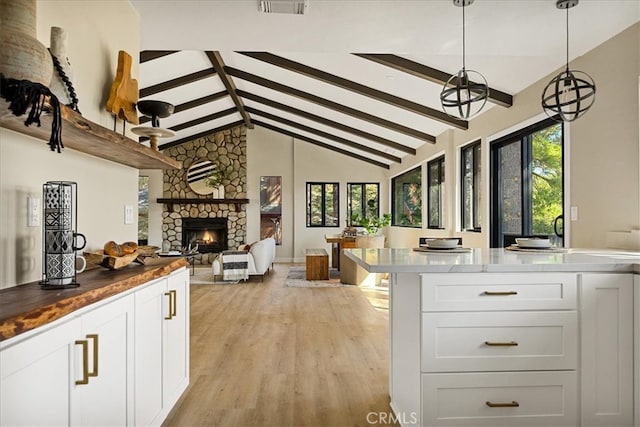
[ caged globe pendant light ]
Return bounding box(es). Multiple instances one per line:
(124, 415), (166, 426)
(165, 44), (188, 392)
(541, 0), (596, 122)
(440, 0), (489, 120)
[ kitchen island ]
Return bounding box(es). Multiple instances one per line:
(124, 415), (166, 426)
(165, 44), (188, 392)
(345, 248), (640, 427)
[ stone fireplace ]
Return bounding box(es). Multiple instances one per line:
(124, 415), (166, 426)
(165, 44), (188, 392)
(182, 218), (228, 253)
(161, 127), (247, 264)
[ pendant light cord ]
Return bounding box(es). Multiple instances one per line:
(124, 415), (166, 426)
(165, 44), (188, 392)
(462, 1), (466, 70)
(565, 6), (570, 72)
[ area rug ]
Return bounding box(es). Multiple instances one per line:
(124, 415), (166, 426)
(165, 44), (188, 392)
(189, 268), (242, 285)
(284, 266), (344, 288)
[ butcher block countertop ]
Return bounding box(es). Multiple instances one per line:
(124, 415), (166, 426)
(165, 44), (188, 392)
(0, 257), (188, 342)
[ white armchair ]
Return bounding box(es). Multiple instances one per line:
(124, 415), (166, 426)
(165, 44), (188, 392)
(212, 237), (276, 281)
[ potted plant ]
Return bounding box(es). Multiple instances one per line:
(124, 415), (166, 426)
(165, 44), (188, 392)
(204, 167), (226, 198)
(351, 212), (392, 236)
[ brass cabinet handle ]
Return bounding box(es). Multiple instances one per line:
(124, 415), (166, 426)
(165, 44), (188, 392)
(482, 291), (518, 296)
(484, 341), (519, 347)
(486, 401), (520, 408)
(75, 340), (89, 385)
(164, 291), (173, 320)
(170, 289), (177, 317)
(87, 334), (99, 377)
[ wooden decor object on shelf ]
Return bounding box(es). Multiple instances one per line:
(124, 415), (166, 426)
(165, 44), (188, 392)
(105, 50), (139, 124)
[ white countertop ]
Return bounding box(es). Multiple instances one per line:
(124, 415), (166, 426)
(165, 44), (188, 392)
(344, 248), (640, 274)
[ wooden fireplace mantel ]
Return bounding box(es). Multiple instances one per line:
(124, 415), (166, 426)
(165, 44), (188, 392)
(157, 198), (249, 210)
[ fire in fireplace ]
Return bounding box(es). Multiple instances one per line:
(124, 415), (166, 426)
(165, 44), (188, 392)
(182, 218), (228, 253)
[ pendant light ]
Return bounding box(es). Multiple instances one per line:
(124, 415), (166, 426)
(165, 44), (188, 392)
(440, 0), (488, 120)
(541, 0), (596, 122)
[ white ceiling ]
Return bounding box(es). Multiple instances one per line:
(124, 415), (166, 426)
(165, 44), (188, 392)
(131, 0), (640, 168)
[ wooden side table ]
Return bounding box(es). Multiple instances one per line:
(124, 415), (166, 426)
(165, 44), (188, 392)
(305, 249), (329, 280)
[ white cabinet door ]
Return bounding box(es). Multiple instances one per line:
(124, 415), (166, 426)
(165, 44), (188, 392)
(163, 268), (190, 409)
(0, 319), (79, 427)
(580, 273), (633, 426)
(72, 294), (134, 427)
(134, 277), (167, 426)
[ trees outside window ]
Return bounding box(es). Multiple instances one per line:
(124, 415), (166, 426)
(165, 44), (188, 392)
(427, 156), (445, 229)
(461, 141), (481, 231)
(347, 183), (379, 226)
(306, 182), (339, 227)
(391, 166), (422, 227)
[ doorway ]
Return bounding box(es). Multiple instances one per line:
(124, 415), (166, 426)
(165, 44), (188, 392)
(490, 118), (564, 248)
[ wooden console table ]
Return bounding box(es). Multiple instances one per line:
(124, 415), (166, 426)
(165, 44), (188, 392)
(325, 235), (356, 270)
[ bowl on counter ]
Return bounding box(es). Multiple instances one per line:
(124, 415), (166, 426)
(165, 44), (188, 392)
(515, 237), (552, 249)
(424, 238), (460, 249)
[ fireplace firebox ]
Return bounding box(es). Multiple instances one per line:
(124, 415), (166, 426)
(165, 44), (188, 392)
(182, 218), (228, 253)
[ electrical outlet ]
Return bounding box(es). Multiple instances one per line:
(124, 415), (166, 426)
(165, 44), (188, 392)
(28, 196), (41, 227)
(570, 206), (578, 221)
(124, 205), (134, 225)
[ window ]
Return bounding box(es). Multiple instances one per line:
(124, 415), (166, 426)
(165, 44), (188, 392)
(427, 156), (445, 229)
(260, 176), (282, 244)
(347, 183), (380, 225)
(306, 182), (339, 227)
(391, 166), (422, 227)
(461, 141), (481, 231)
(490, 117), (564, 247)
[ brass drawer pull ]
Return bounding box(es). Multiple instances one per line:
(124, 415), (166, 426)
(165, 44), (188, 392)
(482, 291), (518, 296)
(486, 400), (520, 408)
(484, 341), (518, 347)
(75, 340), (89, 385)
(164, 291), (173, 320)
(87, 334), (99, 377)
(170, 289), (177, 317)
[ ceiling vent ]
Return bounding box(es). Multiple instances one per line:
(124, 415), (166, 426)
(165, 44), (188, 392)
(259, 0), (308, 15)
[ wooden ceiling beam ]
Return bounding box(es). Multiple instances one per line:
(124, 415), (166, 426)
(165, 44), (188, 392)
(159, 121), (245, 150)
(237, 90), (417, 154)
(226, 67), (436, 143)
(245, 106), (401, 163)
(205, 51), (253, 129)
(252, 119), (390, 169)
(355, 53), (513, 108)
(139, 91), (228, 124)
(239, 51), (467, 130)
(140, 50), (179, 63)
(139, 68), (216, 98)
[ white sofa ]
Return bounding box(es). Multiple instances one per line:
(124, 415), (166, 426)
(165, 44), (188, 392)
(212, 237), (276, 280)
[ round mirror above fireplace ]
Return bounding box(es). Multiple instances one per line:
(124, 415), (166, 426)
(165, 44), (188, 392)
(186, 158), (216, 195)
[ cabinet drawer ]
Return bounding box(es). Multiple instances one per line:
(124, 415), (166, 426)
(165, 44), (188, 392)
(422, 371), (577, 426)
(422, 273), (577, 311)
(421, 311), (577, 372)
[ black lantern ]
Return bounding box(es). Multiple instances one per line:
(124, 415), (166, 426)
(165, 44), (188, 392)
(541, 0), (596, 122)
(440, 0), (489, 120)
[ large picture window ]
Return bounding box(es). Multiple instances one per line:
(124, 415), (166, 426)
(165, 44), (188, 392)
(391, 166), (422, 227)
(347, 183), (379, 226)
(427, 156), (445, 229)
(306, 182), (339, 227)
(461, 141), (481, 231)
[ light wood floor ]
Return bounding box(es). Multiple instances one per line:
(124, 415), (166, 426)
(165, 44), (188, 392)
(163, 263), (397, 427)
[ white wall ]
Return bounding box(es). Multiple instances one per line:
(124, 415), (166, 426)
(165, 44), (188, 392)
(387, 23), (640, 250)
(0, 1), (140, 288)
(246, 126), (389, 262)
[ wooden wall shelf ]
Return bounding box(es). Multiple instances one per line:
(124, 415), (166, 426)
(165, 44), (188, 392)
(157, 198), (250, 209)
(0, 100), (181, 170)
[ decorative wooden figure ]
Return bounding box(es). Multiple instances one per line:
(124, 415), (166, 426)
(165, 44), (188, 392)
(105, 50), (139, 124)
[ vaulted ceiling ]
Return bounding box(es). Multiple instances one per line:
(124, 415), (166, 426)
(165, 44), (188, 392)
(132, 1), (640, 169)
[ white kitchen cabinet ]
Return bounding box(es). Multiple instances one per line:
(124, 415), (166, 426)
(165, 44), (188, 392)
(0, 293), (134, 427)
(0, 266), (189, 427)
(390, 270), (635, 426)
(134, 267), (190, 426)
(580, 273), (633, 426)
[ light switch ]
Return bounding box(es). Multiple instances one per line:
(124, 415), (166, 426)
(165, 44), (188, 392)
(28, 196), (41, 227)
(124, 205), (134, 225)
(570, 206), (578, 221)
